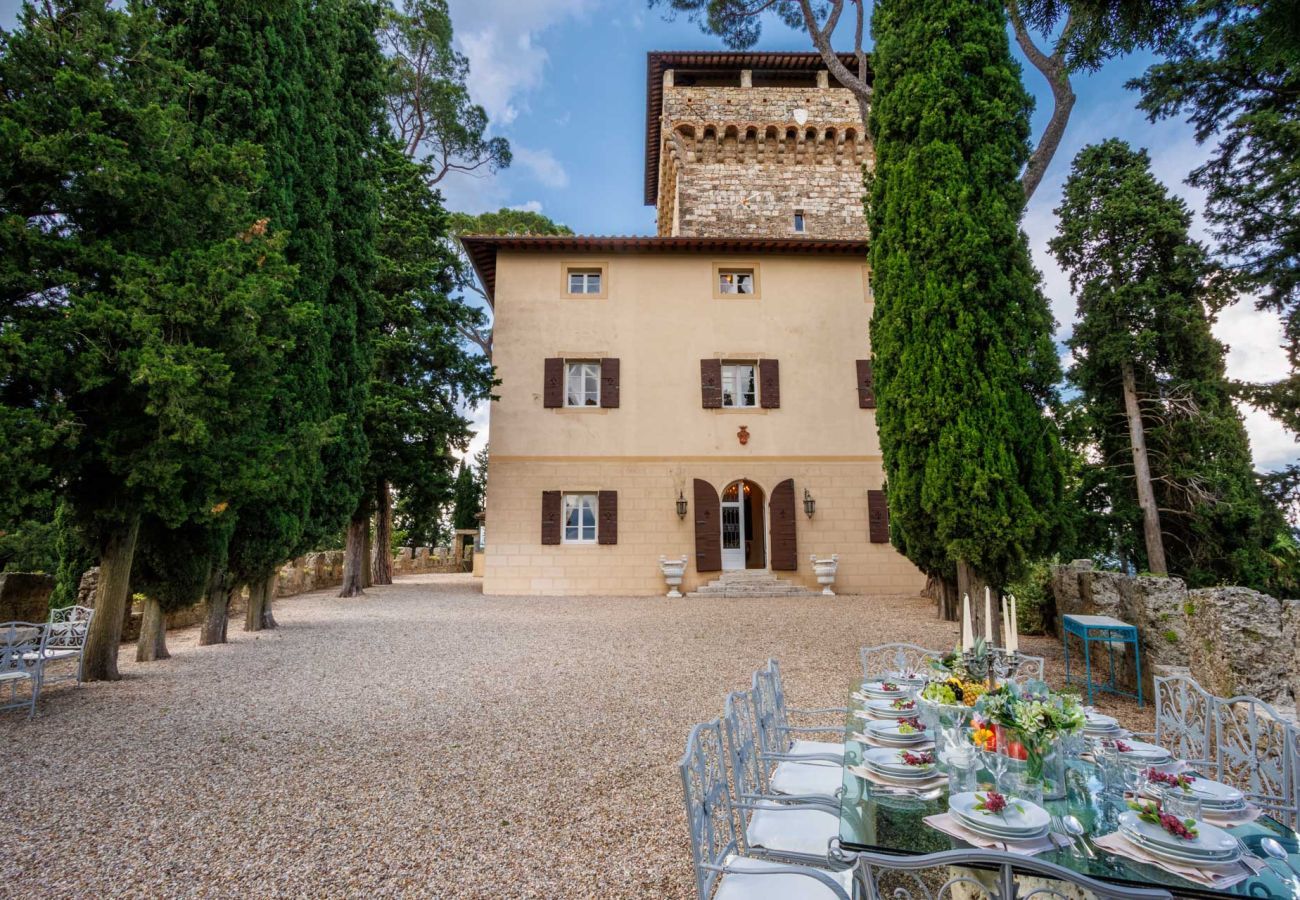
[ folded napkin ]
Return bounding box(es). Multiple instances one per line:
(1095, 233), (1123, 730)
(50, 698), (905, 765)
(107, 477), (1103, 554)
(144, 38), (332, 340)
(851, 731), (935, 752)
(923, 813), (1063, 856)
(847, 764), (946, 792)
(1093, 831), (1267, 889)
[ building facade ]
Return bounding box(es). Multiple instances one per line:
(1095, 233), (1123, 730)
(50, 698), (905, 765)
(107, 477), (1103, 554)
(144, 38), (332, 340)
(463, 52), (924, 596)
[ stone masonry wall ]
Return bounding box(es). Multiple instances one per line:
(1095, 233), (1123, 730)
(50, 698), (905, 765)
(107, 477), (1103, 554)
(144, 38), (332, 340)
(1051, 560), (1300, 716)
(658, 83), (868, 239)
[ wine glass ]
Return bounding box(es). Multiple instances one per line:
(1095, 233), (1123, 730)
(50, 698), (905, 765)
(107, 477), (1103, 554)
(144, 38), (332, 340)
(1120, 763), (1150, 799)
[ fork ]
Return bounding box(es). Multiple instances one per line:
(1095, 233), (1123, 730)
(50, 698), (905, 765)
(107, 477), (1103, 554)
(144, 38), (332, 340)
(1051, 815), (1080, 856)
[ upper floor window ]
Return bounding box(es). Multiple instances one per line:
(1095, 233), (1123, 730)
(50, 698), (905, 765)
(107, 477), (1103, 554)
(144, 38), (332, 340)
(721, 363), (756, 408)
(793, 210), (806, 233)
(718, 268), (755, 295)
(565, 361), (600, 407)
(567, 268), (602, 295)
(563, 493), (598, 543)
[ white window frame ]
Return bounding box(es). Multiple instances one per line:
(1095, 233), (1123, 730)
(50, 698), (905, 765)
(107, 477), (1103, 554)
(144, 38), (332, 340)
(721, 363), (757, 408)
(717, 269), (755, 295)
(564, 361), (601, 407)
(562, 492), (598, 544)
(567, 269), (602, 295)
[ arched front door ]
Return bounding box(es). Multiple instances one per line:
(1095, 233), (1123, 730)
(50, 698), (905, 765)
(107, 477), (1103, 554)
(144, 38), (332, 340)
(720, 480), (766, 570)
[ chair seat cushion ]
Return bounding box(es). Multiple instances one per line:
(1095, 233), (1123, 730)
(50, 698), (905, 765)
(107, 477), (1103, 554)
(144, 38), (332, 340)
(21, 649), (76, 662)
(746, 804), (839, 859)
(715, 854), (852, 900)
(770, 761), (842, 799)
(0, 670), (32, 682)
(790, 739), (845, 763)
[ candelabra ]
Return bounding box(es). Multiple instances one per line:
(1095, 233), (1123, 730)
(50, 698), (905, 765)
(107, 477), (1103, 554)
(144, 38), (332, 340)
(960, 645), (1024, 689)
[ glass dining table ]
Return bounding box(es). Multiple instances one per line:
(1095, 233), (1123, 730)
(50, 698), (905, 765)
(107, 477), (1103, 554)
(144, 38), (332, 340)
(836, 684), (1300, 899)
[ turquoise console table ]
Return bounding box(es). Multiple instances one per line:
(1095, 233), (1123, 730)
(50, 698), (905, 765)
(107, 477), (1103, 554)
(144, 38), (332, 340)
(1062, 614), (1143, 707)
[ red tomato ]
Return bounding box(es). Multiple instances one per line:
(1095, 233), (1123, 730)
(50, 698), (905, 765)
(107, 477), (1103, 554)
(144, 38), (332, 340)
(1006, 741), (1028, 761)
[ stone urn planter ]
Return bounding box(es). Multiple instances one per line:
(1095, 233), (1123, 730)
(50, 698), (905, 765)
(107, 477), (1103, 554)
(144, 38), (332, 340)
(810, 553), (839, 595)
(659, 555), (689, 598)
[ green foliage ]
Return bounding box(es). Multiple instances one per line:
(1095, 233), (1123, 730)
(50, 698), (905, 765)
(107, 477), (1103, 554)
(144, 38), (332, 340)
(1129, 0), (1300, 431)
(0, 519), (55, 573)
(644, 0), (807, 50)
(0, 0), (296, 569)
(379, 0), (510, 183)
(867, 0), (1065, 588)
(1050, 139), (1289, 592)
(365, 141), (493, 542)
(451, 461), (482, 531)
(1004, 558), (1055, 634)
(1015, 0), (1190, 71)
(131, 516), (218, 612)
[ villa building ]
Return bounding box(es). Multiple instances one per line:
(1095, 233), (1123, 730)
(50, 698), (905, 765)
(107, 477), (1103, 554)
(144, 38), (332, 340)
(462, 51), (924, 596)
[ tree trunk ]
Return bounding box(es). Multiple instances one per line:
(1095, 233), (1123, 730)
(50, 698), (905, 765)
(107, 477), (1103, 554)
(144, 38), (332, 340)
(135, 596), (170, 662)
(81, 517), (141, 682)
(260, 572), (278, 629)
(373, 481), (394, 585)
(956, 559), (1003, 647)
(244, 577), (267, 632)
(361, 512), (374, 589)
(200, 565), (233, 646)
(1121, 359), (1168, 576)
(925, 573), (960, 622)
(339, 511), (368, 597)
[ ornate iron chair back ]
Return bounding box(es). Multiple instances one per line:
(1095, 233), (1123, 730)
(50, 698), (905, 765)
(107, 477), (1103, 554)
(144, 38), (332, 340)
(1014, 654), (1046, 681)
(850, 847), (1171, 900)
(1215, 692), (1297, 827)
(751, 663), (792, 757)
(46, 605), (94, 649)
(0, 621), (48, 715)
(1153, 674), (1217, 774)
(723, 688), (770, 801)
(680, 719), (739, 900)
(860, 643), (945, 682)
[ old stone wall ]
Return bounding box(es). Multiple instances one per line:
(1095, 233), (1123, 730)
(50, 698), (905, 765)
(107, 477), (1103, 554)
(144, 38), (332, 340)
(1051, 560), (1299, 714)
(673, 161), (866, 240)
(0, 573), (55, 622)
(663, 86), (862, 130)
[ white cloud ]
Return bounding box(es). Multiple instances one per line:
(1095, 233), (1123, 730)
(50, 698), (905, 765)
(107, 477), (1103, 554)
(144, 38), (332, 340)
(510, 200), (545, 213)
(448, 0), (602, 127)
(513, 146), (569, 189)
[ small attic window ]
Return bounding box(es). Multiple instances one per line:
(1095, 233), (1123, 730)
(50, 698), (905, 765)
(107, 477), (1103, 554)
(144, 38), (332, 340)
(793, 210), (806, 233)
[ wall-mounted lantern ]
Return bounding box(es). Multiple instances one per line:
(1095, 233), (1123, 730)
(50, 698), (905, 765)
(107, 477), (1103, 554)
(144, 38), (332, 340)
(803, 489), (816, 518)
(676, 491), (689, 520)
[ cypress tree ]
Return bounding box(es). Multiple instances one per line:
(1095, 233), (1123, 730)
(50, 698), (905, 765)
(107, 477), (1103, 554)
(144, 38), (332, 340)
(868, 0), (1065, 629)
(451, 461), (481, 532)
(1051, 139), (1288, 591)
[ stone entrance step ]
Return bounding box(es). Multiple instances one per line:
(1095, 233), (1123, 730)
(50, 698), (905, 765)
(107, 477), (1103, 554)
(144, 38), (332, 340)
(686, 569), (817, 599)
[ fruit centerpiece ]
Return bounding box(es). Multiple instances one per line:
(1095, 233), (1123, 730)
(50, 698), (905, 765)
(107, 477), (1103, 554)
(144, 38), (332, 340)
(917, 670), (987, 755)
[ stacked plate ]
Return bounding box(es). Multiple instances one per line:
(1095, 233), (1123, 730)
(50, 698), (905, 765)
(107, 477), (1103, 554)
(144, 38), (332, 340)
(862, 747), (938, 782)
(865, 719), (929, 747)
(887, 669), (929, 688)
(864, 697), (919, 720)
(1147, 777), (1247, 815)
(1118, 811), (1242, 867)
(861, 679), (911, 700)
(1084, 711), (1123, 739)
(1115, 739), (1173, 764)
(948, 791), (1051, 843)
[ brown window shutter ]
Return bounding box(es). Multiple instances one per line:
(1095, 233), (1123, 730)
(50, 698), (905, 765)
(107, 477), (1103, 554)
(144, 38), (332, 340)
(759, 358), (780, 409)
(600, 358), (620, 408)
(598, 491), (618, 544)
(868, 489), (889, 543)
(541, 491), (562, 544)
(543, 358), (564, 408)
(856, 359), (876, 409)
(700, 359), (722, 409)
(769, 478), (797, 571)
(693, 479), (721, 572)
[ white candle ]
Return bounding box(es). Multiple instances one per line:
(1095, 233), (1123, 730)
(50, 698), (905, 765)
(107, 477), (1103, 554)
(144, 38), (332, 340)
(1008, 594), (1019, 652)
(1001, 596), (1010, 648)
(961, 593), (974, 652)
(983, 586), (993, 644)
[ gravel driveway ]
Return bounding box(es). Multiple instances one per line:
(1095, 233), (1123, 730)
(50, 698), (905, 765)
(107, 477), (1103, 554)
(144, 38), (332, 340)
(0, 573), (1146, 898)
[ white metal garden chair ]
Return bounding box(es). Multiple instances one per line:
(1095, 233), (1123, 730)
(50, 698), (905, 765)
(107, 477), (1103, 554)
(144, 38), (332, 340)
(28, 605), (95, 686)
(858, 642), (945, 682)
(1, 621), (49, 717)
(751, 661), (844, 800)
(681, 718), (856, 900)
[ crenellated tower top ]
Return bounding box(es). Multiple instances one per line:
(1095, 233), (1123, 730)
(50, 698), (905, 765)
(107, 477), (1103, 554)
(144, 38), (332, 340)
(645, 52), (871, 239)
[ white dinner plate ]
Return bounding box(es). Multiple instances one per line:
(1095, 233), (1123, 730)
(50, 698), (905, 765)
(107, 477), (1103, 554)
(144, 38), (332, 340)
(861, 680), (910, 698)
(1085, 711), (1120, 731)
(863, 746), (936, 778)
(949, 792), (1050, 836)
(865, 697), (919, 719)
(1118, 811), (1239, 858)
(1116, 740), (1172, 763)
(866, 719), (928, 744)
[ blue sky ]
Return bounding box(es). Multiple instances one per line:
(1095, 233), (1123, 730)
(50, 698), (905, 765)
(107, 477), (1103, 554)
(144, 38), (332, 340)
(3, 0), (1295, 472)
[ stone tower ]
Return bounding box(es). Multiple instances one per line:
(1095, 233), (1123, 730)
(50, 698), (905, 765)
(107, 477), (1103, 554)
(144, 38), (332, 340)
(646, 52), (869, 239)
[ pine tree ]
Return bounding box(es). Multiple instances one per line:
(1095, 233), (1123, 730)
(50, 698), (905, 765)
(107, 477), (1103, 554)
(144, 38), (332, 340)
(867, 0), (1065, 629)
(451, 461), (481, 531)
(0, 0), (295, 679)
(1051, 139), (1289, 591)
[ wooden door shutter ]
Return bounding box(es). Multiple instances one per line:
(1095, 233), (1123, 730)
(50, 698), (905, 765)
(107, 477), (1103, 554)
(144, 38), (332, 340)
(541, 491), (562, 544)
(759, 358), (781, 409)
(856, 359), (876, 409)
(693, 479), (721, 572)
(769, 478), (797, 571)
(543, 358), (564, 408)
(700, 359), (722, 409)
(600, 358), (620, 408)
(868, 489), (889, 543)
(598, 491), (618, 544)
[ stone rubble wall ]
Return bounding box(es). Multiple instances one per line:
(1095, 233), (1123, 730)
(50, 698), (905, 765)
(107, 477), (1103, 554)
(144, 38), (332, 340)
(1051, 560), (1299, 715)
(0, 572), (55, 622)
